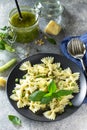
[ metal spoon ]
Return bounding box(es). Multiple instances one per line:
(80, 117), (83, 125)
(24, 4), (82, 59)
(67, 38), (87, 76)
(67, 38), (87, 106)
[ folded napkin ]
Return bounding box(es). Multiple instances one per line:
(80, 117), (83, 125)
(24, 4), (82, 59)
(60, 33), (87, 103)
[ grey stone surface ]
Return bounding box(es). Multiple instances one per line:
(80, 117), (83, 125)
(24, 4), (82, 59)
(0, 0), (87, 130)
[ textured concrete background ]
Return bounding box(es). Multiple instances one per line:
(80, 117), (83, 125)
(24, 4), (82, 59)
(0, 0), (87, 130)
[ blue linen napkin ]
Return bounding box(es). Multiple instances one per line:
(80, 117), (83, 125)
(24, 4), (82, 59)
(60, 33), (87, 103)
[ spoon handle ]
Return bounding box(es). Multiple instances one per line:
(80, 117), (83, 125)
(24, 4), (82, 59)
(15, 0), (22, 20)
(80, 58), (87, 76)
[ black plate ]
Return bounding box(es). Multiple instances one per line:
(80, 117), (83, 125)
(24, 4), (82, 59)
(6, 53), (87, 122)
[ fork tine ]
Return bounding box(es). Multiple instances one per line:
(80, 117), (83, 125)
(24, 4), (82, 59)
(72, 39), (78, 54)
(78, 41), (82, 53)
(72, 38), (81, 54)
(75, 39), (80, 53)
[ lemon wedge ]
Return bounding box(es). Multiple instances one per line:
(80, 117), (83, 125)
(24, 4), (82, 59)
(0, 77), (6, 87)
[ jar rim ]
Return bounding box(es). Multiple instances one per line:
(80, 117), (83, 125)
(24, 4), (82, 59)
(9, 6), (39, 30)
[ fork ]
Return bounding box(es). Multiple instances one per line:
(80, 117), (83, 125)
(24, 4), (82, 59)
(67, 38), (87, 76)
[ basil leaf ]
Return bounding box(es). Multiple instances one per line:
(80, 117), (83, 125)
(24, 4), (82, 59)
(0, 27), (15, 52)
(44, 92), (52, 97)
(48, 80), (57, 93)
(1, 26), (8, 31)
(41, 96), (53, 104)
(29, 90), (47, 101)
(47, 37), (56, 44)
(54, 90), (73, 98)
(0, 40), (5, 50)
(0, 32), (6, 39)
(8, 115), (21, 126)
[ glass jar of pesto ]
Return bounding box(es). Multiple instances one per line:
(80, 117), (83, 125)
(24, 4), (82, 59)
(9, 6), (39, 43)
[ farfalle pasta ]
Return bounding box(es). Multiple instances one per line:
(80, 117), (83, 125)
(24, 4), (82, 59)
(10, 57), (79, 120)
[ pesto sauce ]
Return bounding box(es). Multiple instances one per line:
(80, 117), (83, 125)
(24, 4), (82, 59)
(10, 11), (39, 43)
(10, 11), (36, 27)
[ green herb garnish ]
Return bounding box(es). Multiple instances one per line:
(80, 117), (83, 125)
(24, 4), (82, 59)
(54, 90), (73, 98)
(47, 37), (56, 44)
(41, 95), (53, 104)
(0, 26), (15, 52)
(8, 115), (21, 126)
(29, 90), (47, 101)
(0, 40), (5, 50)
(0, 26), (9, 31)
(29, 80), (73, 104)
(48, 80), (56, 93)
